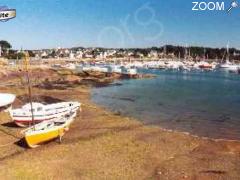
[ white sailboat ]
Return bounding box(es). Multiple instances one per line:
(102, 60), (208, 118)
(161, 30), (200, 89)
(10, 101), (80, 127)
(219, 44), (239, 71)
(18, 51), (80, 148)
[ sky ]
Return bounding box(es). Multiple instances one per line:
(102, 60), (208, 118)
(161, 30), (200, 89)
(0, 0), (240, 50)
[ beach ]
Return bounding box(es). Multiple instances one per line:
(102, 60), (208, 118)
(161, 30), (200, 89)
(0, 67), (239, 179)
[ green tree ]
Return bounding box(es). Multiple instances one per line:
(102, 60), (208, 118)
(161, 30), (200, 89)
(0, 40), (12, 50)
(0, 40), (12, 56)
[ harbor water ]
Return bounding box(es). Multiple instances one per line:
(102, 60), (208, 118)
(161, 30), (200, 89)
(91, 69), (240, 140)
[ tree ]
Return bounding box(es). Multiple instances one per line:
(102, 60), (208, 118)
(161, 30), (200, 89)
(28, 50), (35, 57)
(0, 40), (12, 57)
(0, 40), (12, 50)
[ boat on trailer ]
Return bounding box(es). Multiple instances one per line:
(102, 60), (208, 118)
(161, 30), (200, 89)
(23, 111), (77, 148)
(10, 101), (81, 127)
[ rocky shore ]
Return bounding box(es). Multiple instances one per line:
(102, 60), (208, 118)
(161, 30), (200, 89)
(0, 67), (239, 179)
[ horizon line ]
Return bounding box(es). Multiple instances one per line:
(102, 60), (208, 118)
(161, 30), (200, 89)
(16, 44), (239, 51)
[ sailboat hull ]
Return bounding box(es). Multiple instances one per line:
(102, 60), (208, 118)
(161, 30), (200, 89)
(11, 102), (81, 127)
(23, 111), (77, 148)
(25, 127), (66, 148)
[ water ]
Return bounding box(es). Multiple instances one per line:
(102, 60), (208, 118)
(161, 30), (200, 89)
(91, 69), (240, 140)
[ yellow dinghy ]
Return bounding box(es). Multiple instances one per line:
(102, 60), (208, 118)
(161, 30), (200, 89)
(23, 112), (77, 148)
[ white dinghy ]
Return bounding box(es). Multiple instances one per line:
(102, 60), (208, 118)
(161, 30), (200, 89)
(0, 93), (16, 110)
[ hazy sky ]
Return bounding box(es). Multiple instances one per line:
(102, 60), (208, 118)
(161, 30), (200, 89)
(0, 0), (240, 49)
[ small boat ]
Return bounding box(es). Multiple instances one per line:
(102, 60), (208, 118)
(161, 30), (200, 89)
(122, 66), (138, 76)
(219, 61), (239, 71)
(109, 65), (122, 73)
(10, 101), (81, 127)
(91, 66), (109, 73)
(219, 43), (240, 71)
(23, 111), (77, 148)
(166, 61), (182, 70)
(62, 63), (76, 70)
(198, 61), (213, 69)
(198, 63), (212, 69)
(0, 93), (16, 110)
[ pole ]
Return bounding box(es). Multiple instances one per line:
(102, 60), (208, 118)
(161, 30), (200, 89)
(24, 52), (35, 129)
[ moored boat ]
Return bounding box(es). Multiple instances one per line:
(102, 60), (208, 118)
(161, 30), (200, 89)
(122, 67), (137, 75)
(10, 101), (81, 127)
(218, 44), (239, 71)
(219, 61), (239, 71)
(198, 62), (213, 69)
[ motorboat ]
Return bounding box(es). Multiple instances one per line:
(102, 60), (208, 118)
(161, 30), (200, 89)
(109, 65), (122, 73)
(166, 61), (183, 70)
(10, 101), (81, 127)
(122, 66), (138, 76)
(146, 61), (166, 69)
(23, 111), (77, 148)
(198, 61), (213, 69)
(91, 66), (109, 73)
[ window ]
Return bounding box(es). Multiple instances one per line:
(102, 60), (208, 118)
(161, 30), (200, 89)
(37, 107), (43, 111)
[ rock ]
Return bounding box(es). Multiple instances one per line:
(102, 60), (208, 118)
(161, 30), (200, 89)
(64, 75), (82, 83)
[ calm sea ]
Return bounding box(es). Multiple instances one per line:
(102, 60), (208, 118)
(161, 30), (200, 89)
(91, 69), (240, 140)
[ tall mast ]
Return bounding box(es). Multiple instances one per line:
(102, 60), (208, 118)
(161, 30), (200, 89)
(204, 48), (206, 61)
(226, 43), (230, 62)
(184, 44), (188, 60)
(164, 45), (167, 57)
(23, 52), (35, 128)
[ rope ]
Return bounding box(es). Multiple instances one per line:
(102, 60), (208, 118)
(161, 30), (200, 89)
(0, 127), (21, 139)
(0, 141), (15, 147)
(0, 128), (19, 148)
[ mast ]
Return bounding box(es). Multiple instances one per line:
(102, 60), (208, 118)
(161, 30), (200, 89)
(164, 45), (167, 58)
(23, 52), (35, 128)
(226, 43), (230, 63)
(184, 45), (188, 60)
(203, 48), (206, 61)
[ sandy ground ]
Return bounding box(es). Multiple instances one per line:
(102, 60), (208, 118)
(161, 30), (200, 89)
(0, 68), (239, 179)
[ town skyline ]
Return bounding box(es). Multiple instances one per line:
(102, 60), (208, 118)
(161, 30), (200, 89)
(1, 40), (240, 61)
